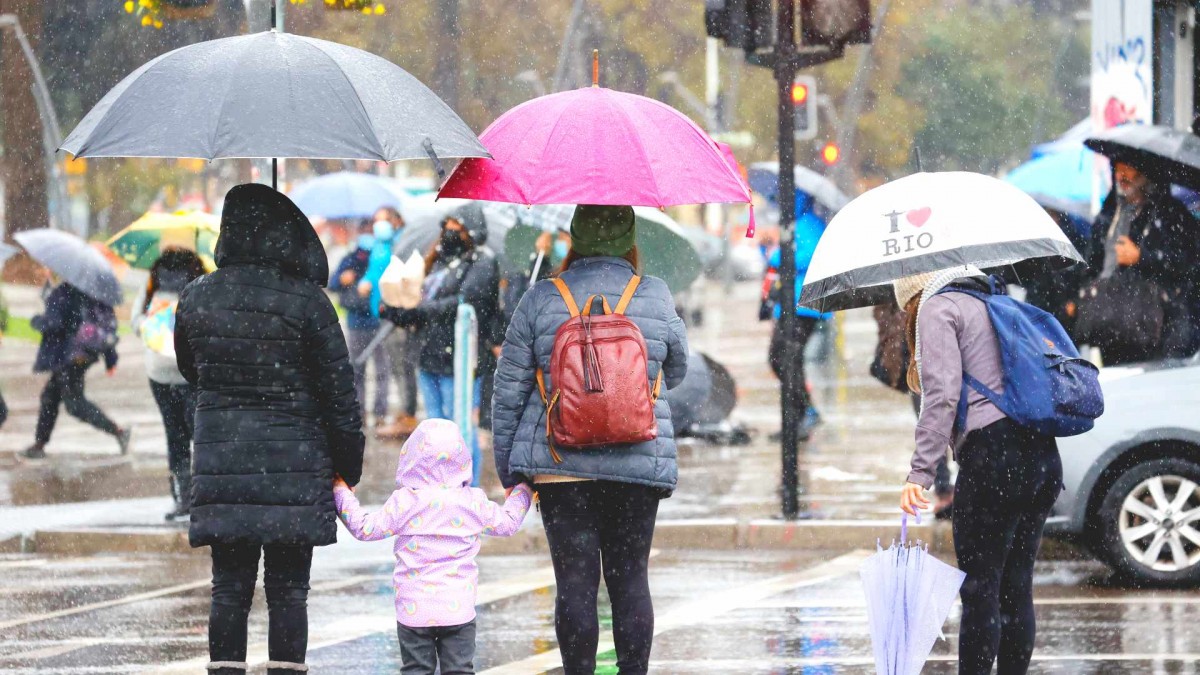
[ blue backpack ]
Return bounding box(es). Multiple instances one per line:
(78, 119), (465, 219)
(939, 278), (1104, 437)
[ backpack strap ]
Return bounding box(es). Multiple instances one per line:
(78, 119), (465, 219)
(551, 278), (580, 318)
(580, 294), (613, 316)
(614, 275), (642, 315)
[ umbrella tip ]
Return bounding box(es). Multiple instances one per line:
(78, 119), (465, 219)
(593, 49), (599, 88)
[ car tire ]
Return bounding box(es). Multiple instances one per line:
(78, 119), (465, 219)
(1097, 458), (1200, 587)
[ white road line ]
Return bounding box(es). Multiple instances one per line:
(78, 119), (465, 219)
(740, 594), (1200, 610)
(479, 550), (872, 675)
(0, 579), (211, 632)
(150, 565), (561, 674)
(649, 654), (1200, 668)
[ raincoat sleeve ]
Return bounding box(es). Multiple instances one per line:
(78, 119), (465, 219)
(910, 296), (961, 489)
(478, 484), (534, 537)
(31, 286), (68, 335)
(304, 290), (366, 487)
(492, 288), (539, 489)
(334, 486), (416, 541)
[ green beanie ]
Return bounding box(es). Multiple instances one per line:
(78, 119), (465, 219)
(570, 205), (636, 257)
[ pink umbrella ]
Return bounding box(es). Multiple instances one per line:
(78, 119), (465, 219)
(438, 59), (756, 236)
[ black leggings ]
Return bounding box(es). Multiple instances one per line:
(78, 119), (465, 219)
(953, 419), (1062, 675)
(209, 544), (313, 674)
(769, 316), (819, 416)
(539, 481), (660, 675)
(149, 381), (195, 504)
(35, 364), (118, 444)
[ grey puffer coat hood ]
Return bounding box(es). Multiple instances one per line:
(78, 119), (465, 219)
(491, 256), (689, 495)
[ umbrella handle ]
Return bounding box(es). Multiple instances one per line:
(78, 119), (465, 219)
(900, 511), (922, 545)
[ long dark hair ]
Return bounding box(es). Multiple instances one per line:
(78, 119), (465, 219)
(144, 248), (206, 313)
(555, 246), (641, 276)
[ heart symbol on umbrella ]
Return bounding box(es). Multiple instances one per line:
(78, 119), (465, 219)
(906, 207), (932, 227)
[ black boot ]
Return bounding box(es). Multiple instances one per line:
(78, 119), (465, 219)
(21, 443), (46, 460)
(164, 469), (192, 521)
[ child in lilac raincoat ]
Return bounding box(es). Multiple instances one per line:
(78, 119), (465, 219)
(333, 418), (533, 674)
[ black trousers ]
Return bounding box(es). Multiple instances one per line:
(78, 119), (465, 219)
(0, 387), (7, 428)
(209, 544), (313, 674)
(149, 381), (195, 505)
(953, 419), (1062, 675)
(35, 364), (118, 445)
(396, 620), (476, 675)
(769, 316), (819, 419)
(539, 481), (660, 675)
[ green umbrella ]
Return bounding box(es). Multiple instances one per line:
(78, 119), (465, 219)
(106, 211), (220, 270)
(503, 206), (702, 293)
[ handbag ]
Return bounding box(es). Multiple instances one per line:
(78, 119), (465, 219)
(1074, 268), (1164, 353)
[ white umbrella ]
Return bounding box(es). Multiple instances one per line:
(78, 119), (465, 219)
(799, 172), (1084, 312)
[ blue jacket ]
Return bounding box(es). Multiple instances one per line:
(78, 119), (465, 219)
(491, 257), (689, 494)
(330, 248), (379, 331)
(769, 206), (832, 321)
(33, 284), (117, 373)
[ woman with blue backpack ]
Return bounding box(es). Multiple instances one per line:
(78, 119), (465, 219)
(895, 265), (1101, 675)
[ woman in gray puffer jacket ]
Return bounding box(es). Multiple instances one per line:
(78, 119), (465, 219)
(492, 205), (688, 675)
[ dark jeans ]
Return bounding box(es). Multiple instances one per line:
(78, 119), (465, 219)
(769, 316), (819, 420)
(953, 419), (1062, 675)
(209, 544), (313, 673)
(396, 620), (476, 675)
(539, 481), (660, 675)
(149, 381), (195, 506)
(35, 364), (119, 445)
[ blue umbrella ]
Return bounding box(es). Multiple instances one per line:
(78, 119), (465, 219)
(1031, 118), (1091, 159)
(289, 171), (412, 220)
(859, 514), (965, 675)
(1004, 145), (1093, 218)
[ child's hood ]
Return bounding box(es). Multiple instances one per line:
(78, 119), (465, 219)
(395, 418), (472, 489)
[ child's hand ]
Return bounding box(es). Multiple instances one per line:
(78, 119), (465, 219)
(333, 475), (351, 492)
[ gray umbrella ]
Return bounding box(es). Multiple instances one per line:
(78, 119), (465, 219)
(14, 229), (122, 306)
(60, 31), (488, 167)
(393, 200), (514, 260)
(1085, 124), (1200, 190)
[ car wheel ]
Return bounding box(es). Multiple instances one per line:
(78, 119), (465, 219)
(1097, 458), (1200, 587)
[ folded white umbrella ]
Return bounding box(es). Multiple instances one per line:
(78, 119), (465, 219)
(799, 172), (1084, 312)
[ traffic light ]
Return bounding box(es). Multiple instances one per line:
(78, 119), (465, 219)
(705, 0), (774, 54)
(792, 75), (818, 141)
(820, 141), (841, 166)
(800, 0), (872, 47)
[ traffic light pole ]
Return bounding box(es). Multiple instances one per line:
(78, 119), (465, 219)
(775, 0), (801, 520)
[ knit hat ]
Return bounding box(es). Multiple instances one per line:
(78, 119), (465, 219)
(570, 205), (636, 257)
(892, 271), (938, 307)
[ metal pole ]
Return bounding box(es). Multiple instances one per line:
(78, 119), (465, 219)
(775, 0), (801, 520)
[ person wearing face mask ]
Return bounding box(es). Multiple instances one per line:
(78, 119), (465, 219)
(373, 206), (422, 438)
(330, 223), (392, 424)
(381, 203), (500, 486)
(1076, 161), (1199, 364)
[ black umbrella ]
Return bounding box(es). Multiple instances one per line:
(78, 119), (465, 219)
(14, 229), (122, 306)
(60, 30), (488, 187)
(1085, 124), (1200, 189)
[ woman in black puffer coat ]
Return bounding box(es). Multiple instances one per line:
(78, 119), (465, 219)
(175, 184), (364, 675)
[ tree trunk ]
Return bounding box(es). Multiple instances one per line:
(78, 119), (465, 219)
(431, 0), (461, 112)
(1, 0), (48, 240)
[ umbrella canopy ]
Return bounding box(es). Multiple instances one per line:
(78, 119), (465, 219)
(1003, 146), (1093, 219)
(502, 206), (703, 293)
(799, 172), (1083, 312)
(14, 229), (123, 306)
(436, 86), (753, 222)
(1084, 124), (1200, 190)
(1031, 118), (1091, 158)
(748, 161), (851, 215)
(860, 515), (966, 675)
(106, 210), (220, 270)
(60, 31), (488, 164)
(289, 171), (414, 220)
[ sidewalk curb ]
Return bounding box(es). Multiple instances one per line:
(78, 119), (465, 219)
(26, 518), (1090, 560)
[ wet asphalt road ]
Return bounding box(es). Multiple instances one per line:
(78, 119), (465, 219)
(3, 282), (1200, 672)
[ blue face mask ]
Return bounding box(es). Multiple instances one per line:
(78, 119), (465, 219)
(357, 234), (376, 250)
(553, 239), (570, 260)
(373, 219), (395, 242)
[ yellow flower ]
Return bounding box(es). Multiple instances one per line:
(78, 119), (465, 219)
(124, 1), (134, 13)
(374, 3), (385, 14)
(153, 19), (163, 29)
(141, 15), (153, 26)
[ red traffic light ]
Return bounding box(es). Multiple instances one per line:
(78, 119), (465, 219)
(821, 142), (841, 166)
(791, 82), (809, 105)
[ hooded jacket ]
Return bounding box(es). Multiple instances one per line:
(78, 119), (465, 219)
(333, 419), (533, 627)
(492, 256), (689, 493)
(175, 184), (365, 548)
(32, 283), (118, 373)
